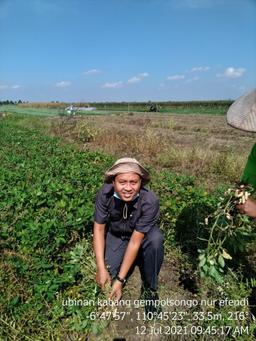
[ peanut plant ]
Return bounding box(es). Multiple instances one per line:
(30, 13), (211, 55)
(198, 185), (256, 282)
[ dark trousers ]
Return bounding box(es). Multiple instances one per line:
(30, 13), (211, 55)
(104, 227), (164, 290)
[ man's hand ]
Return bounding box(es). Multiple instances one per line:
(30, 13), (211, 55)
(95, 267), (111, 289)
(109, 280), (122, 301)
(236, 197), (256, 218)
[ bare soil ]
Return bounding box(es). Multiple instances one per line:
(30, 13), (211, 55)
(90, 255), (198, 341)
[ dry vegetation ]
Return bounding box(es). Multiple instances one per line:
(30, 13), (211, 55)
(18, 102), (91, 109)
(18, 102), (68, 108)
(50, 112), (255, 189)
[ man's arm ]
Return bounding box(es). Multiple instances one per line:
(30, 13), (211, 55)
(241, 144), (256, 190)
(109, 230), (144, 300)
(93, 222), (111, 288)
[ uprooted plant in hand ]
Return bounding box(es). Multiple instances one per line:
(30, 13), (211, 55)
(198, 184), (256, 282)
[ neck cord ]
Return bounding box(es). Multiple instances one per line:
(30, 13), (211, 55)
(123, 203), (128, 219)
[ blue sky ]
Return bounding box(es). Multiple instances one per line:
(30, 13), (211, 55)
(0, 0), (256, 102)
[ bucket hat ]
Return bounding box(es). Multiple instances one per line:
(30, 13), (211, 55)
(227, 89), (256, 132)
(105, 157), (150, 184)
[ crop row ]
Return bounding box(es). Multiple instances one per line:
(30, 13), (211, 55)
(0, 115), (113, 337)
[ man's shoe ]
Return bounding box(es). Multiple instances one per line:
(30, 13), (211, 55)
(141, 288), (162, 316)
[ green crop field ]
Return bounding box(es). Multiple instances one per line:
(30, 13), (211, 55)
(1, 114), (255, 340)
(0, 99), (232, 117)
(0, 105), (64, 116)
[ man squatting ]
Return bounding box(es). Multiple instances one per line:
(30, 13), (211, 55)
(93, 158), (164, 313)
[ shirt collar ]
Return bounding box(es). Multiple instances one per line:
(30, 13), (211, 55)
(113, 191), (140, 208)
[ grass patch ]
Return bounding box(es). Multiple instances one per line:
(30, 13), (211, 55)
(156, 147), (246, 184)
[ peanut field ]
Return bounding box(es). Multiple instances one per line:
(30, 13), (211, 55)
(0, 109), (255, 340)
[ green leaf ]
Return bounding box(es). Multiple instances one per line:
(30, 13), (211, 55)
(198, 253), (206, 260)
(199, 257), (206, 267)
(218, 255), (225, 268)
(209, 266), (223, 283)
(202, 264), (209, 273)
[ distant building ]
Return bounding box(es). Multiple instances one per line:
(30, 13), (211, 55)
(65, 105), (96, 114)
(65, 105), (76, 115)
(77, 106), (96, 111)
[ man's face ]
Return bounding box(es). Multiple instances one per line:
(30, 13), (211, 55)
(113, 172), (141, 202)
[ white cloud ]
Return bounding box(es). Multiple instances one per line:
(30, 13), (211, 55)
(185, 76), (200, 83)
(127, 72), (149, 84)
(167, 74), (185, 80)
(102, 81), (123, 89)
(0, 84), (22, 90)
(83, 69), (101, 75)
(191, 66), (210, 72)
(216, 67), (246, 78)
(102, 73), (149, 89)
(239, 85), (246, 91)
(55, 80), (71, 88)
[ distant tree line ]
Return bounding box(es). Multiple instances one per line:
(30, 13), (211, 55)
(91, 100), (234, 112)
(0, 100), (26, 105)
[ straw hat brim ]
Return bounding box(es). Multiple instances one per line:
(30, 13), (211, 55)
(104, 158), (150, 184)
(227, 89), (256, 132)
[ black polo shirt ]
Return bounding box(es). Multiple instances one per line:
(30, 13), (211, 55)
(94, 183), (160, 237)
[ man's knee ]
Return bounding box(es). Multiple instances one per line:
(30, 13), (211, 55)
(144, 228), (164, 250)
